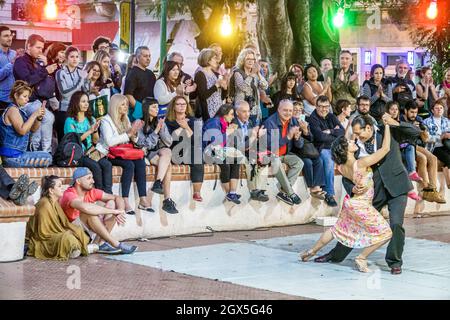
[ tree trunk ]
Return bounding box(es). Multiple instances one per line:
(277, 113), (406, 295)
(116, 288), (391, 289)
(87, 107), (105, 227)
(257, 0), (293, 76)
(287, 0), (311, 65)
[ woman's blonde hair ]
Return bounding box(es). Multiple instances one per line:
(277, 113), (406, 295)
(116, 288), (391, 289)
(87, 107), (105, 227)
(93, 49), (111, 79)
(166, 96), (193, 122)
(108, 94), (131, 134)
(235, 48), (256, 70)
(9, 80), (32, 106)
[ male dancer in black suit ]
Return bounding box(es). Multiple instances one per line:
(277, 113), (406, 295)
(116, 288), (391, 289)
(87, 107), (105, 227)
(314, 113), (420, 274)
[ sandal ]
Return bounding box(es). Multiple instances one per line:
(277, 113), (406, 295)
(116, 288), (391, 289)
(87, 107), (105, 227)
(355, 256), (370, 273)
(299, 249), (316, 262)
(310, 190), (326, 200)
(137, 205), (154, 213)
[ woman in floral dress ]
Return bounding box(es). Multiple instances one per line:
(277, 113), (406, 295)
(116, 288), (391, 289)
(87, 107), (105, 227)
(299, 122), (393, 272)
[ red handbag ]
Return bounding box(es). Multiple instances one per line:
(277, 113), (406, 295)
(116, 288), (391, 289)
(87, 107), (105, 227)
(107, 143), (144, 160)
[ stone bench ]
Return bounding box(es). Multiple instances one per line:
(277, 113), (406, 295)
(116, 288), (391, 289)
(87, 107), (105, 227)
(1, 163), (448, 261)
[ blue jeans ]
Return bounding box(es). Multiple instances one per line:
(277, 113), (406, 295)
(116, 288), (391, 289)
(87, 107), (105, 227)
(302, 157), (325, 188)
(319, 149), (335, 196)
(402, 145), (416, 173)
(2, 151), (52, 168)
(22, 100), (55, 153)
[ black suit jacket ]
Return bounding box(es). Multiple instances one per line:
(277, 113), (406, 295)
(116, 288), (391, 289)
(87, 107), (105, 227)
(342, 123), (414, 206)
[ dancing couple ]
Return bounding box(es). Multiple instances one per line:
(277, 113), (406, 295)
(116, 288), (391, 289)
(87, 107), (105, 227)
(301, 113), (415, 274)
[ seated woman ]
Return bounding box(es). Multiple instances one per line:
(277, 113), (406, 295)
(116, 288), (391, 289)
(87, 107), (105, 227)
(97, 94), (152, 214)
(334, 99), (352, 130)
(271, 72), (300, 116)
(0, 81), (52, 168)
(165, 96), (205, 202)
(203, 104), (242, 204)
(27, 175), (96, 261)
(300, 119), (393, 273)
(302, 64), (332, 116)
(64, 91), (113, 194)
(0, 168), (37, 206)
(137, 98), (178, 214)
(154, 61), (195, 118)
(423, 98), (450, 189)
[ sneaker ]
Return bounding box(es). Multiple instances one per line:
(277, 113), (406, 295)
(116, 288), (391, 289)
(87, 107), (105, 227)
(162, 198), (179, 214)
(12, 181), (39, 206)
(325, 195), (338, 207)
(118, 242), (138, 254)
(290, 193), (302, 205)
(87, 244), (99, 254)
(409, 172), (423, 182)
(193, 192), (203, 202)
(151, 179), (164, 195)
(226, 193), (241, 204)
(9, 174), (30, 200)
(407, 191), (422, 201)
(250, 190), (269, 202)
(97, 242), (122, 254)
(277, 192), (294, 206)
(69, 249), (81, 259)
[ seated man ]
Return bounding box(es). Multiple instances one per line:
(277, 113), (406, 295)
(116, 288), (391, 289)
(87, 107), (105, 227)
(308, 95), (345, 206)
(0, 166), (38, 205)
(401, 101), (445, 203)
(263, 99), (304, 206)
(60, 167), (137, 254)
(231, 101), (269, 202)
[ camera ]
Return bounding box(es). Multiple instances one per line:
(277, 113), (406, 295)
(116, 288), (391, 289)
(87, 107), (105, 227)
(244, 95), (255, 106)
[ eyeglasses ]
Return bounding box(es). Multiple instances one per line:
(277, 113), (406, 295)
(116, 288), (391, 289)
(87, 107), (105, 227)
(317, 104), (330, 109)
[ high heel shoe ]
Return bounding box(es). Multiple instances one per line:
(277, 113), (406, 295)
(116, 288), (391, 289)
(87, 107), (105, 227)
(355, 256), (370, 273)
(299, 249), (316, 262)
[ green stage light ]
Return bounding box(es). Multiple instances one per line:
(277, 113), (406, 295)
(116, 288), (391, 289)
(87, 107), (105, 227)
(333, 7), (345, 28)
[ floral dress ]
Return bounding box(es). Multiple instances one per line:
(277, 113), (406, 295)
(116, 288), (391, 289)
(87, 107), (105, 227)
(330, 161), (392, 248)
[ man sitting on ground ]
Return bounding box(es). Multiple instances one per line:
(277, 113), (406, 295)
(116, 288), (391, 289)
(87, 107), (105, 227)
(60, 167), (137, 254)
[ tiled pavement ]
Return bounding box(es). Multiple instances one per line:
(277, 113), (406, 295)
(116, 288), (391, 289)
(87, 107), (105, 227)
(1, 215), (450, 300)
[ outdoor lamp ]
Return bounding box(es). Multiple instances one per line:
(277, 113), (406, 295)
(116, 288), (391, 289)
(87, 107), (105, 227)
(426, 0), (438, 20)
(333, 7), (345, 28)
(221, 1), (232, 37)
(44, 0), (58, 20)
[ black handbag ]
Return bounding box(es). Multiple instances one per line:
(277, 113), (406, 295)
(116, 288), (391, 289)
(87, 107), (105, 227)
(296, 140), (320, 159)
(443, 139), (450, 151)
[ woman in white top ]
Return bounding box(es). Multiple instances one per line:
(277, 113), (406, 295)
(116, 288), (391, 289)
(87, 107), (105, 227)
(98, 94), (152, 215)
(302, 64), (332, 116)
(154, 61), (195, 117)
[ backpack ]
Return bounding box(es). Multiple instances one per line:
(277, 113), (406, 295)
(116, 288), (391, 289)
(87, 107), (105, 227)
(393, 78), (413, 110)
(54, 132), (84, 167)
